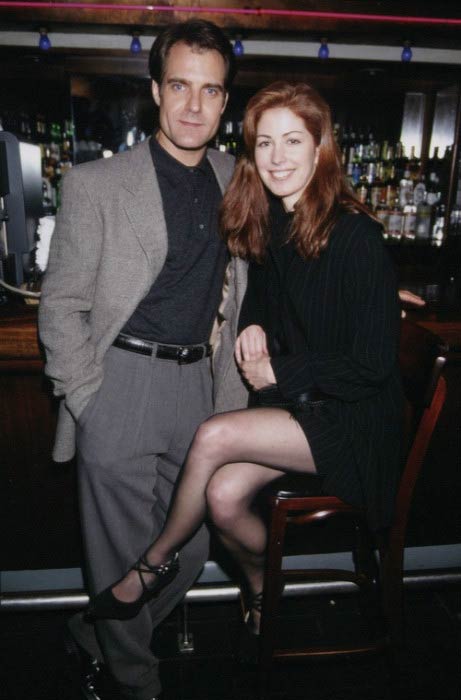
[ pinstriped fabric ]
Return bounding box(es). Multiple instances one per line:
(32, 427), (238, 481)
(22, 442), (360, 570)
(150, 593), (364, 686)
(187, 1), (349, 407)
(240, 209), (403, 530)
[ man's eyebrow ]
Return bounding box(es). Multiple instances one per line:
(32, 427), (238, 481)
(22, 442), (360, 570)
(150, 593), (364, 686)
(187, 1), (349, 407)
(166, 77), (224, 91)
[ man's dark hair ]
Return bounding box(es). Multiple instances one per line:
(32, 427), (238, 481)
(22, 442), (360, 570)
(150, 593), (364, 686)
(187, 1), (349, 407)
(148, 20), (236, 91)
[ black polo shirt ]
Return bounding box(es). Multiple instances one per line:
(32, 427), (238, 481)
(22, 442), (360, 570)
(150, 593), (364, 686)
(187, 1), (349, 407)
(121, 137), (228, 344)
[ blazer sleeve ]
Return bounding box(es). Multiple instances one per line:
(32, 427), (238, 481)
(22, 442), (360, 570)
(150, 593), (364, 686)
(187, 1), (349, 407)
(271, 223), (401, 402)
(38, 167), (103, 411)
(237, 260), (267, 333)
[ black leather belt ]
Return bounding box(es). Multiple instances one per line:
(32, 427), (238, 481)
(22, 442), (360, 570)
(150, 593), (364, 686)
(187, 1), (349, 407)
(113, 334), (211, 364)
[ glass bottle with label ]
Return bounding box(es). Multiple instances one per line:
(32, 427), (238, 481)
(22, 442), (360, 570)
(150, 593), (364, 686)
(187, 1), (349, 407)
(431, 203), (446, 246)
(385, 165), (399, 208)
(370, 163), (385, 211)
(375, 194), (390, 238)
(413, 177), (426, 208)
(387, 196), (403, 240)
(399, 168), (414, 208)
(415, 193), (433, 240)
(402, 193), (417, 240)
(355, 174), (369, 205)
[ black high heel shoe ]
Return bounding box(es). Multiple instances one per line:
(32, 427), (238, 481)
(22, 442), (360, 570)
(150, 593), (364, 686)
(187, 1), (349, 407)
(236, 590), (263, 664)
(86, 552), (179, 621)
(242, 590), (263, 636)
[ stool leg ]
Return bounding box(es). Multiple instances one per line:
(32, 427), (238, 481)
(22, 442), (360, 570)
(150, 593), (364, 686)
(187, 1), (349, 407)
(259, 501), (287, 700)
(353, 523), (383, 639)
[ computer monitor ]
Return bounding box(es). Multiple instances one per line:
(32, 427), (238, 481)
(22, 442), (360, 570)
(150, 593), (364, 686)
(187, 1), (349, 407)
(0, 132), (43, 286)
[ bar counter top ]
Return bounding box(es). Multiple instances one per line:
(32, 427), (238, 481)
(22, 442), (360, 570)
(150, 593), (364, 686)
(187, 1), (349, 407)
(1, 294), (461, 360)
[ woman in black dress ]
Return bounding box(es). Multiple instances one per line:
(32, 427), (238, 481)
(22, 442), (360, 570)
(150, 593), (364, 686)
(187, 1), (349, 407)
(88, 82), (402, 632)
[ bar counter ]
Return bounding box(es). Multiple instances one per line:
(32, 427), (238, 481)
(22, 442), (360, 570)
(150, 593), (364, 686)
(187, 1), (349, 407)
(1, 295), (460, 573)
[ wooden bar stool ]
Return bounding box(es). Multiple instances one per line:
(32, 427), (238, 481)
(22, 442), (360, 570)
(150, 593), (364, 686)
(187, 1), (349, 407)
(258, 320), (447, 698)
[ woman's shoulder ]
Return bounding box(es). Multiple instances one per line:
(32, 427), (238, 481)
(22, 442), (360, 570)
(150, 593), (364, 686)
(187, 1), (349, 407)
(331, 211), (384, 249)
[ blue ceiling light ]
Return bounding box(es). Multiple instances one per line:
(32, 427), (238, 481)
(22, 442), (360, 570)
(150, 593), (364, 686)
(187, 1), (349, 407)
(233, 38), (244, 57)
(38, 28), (51, 51)
(130, 33), (142, 54)
(318, 38), (329, 60)
(401, 41), (413, 62)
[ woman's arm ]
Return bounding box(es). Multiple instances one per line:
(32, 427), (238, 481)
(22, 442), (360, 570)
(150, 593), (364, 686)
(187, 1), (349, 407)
(237, 260), (267, 334)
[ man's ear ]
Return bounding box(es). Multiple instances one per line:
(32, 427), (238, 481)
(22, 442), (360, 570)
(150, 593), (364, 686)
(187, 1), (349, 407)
(221, 91), (229, 115)
(152, 80), (161, 107)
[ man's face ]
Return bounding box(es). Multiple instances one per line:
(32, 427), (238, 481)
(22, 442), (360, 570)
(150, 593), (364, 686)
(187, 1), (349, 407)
(152, 42), (228, 166)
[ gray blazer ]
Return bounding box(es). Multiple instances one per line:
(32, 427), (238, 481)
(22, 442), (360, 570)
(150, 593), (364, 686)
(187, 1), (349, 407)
(39, 139), (248, 462)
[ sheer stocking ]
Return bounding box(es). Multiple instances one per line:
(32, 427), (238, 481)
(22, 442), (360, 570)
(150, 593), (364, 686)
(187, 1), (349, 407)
(111, 407), (316, 603)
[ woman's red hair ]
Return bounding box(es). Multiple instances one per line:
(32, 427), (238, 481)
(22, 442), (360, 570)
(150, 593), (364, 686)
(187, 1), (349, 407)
(221, 81), (370, 261)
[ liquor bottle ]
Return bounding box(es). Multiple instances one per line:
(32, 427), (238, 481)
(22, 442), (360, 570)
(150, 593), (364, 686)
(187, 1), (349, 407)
(333, 122), (341, 143)
(375, 195), (390, 237)
(431, 203), (446, 246)
(351, 160), (362, 187)
(355, 173), (369, 205)
(426, 171), (441, 207)
(225, 121), (238, 155)
(394, 141), (407, 181)
(370, 163), (385, 211)
(385, 166), (399, 207)
(439, 145), (452, 200)
(413, 176), (426, 208)
(341, 125), (350, 152)
(449, 201), (461, 237)
(365, 161), (376, 186)
(415, 193), (433, 240)
(399, 168), (414, 208)
(367, 130), (379, 165)
(382, 143), (394, 182)
(408, 146), (421, 182)
(427, 146), (440, 177)
(346, 162), (355, 189)
(402, 193), (417, 240)
(347, 146), (355, 168)
(387, 196), (404, 240)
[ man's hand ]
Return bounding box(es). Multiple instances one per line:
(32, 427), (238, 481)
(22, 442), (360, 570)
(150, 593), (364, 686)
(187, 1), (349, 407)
(235, 324), (268, 363)
(239, 355), (276, 391)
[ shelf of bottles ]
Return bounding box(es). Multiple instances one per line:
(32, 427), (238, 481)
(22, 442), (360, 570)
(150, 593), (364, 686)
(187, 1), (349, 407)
(339, 126), (457, 246)
(0, 111), (75, 215)
(214, 120), (460, 246)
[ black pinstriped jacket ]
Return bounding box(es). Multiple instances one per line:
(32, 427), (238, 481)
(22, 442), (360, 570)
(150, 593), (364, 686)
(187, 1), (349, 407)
(239, 207), (403, 531)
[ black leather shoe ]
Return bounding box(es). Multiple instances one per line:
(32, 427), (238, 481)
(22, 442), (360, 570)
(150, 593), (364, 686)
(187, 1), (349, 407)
(63, 626), (104, 700)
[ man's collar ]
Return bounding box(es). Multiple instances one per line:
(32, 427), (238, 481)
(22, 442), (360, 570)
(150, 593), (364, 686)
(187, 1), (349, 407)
(150, 134), (210, 181)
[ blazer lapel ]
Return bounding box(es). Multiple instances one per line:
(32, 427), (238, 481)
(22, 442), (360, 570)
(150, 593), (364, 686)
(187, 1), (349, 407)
(122, 139), (168, 278)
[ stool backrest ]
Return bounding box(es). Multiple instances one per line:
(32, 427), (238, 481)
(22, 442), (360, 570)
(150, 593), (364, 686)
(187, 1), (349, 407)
(391, 320), (447, 546)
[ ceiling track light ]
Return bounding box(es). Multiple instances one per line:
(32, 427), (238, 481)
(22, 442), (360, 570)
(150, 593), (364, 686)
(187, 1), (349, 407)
(233, 37), (244, 56)
(130, 31), (142, 53)
(401, 41), (413, 62)
(38, 27), (51, 50)
(318, 38), (329, 59)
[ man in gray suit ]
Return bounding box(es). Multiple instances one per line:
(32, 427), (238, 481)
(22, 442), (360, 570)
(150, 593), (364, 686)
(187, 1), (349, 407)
(39, 20), (247, 700)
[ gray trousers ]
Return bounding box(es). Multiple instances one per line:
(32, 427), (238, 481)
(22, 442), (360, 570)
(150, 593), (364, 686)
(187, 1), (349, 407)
(68, 345), (212, 699)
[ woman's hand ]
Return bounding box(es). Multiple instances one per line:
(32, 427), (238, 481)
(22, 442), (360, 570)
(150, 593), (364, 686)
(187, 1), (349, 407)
(398, 289), (426, 318)
(235, 326), (275, 390)
(235, 325), (269, 363)
(239, 355), (276, 391)
(398, 289), (426, 307)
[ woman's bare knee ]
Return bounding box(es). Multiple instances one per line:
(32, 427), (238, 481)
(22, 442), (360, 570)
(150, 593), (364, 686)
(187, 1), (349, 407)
(191, 414), (239, 462)
(206, 471), (245, 530)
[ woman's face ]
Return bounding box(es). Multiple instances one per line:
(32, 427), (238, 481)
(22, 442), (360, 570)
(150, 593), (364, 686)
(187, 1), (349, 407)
(254, 107), (319, 211)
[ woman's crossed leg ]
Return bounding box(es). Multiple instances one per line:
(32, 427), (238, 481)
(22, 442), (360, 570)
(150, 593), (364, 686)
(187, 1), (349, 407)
(110, 407), (316, 607)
